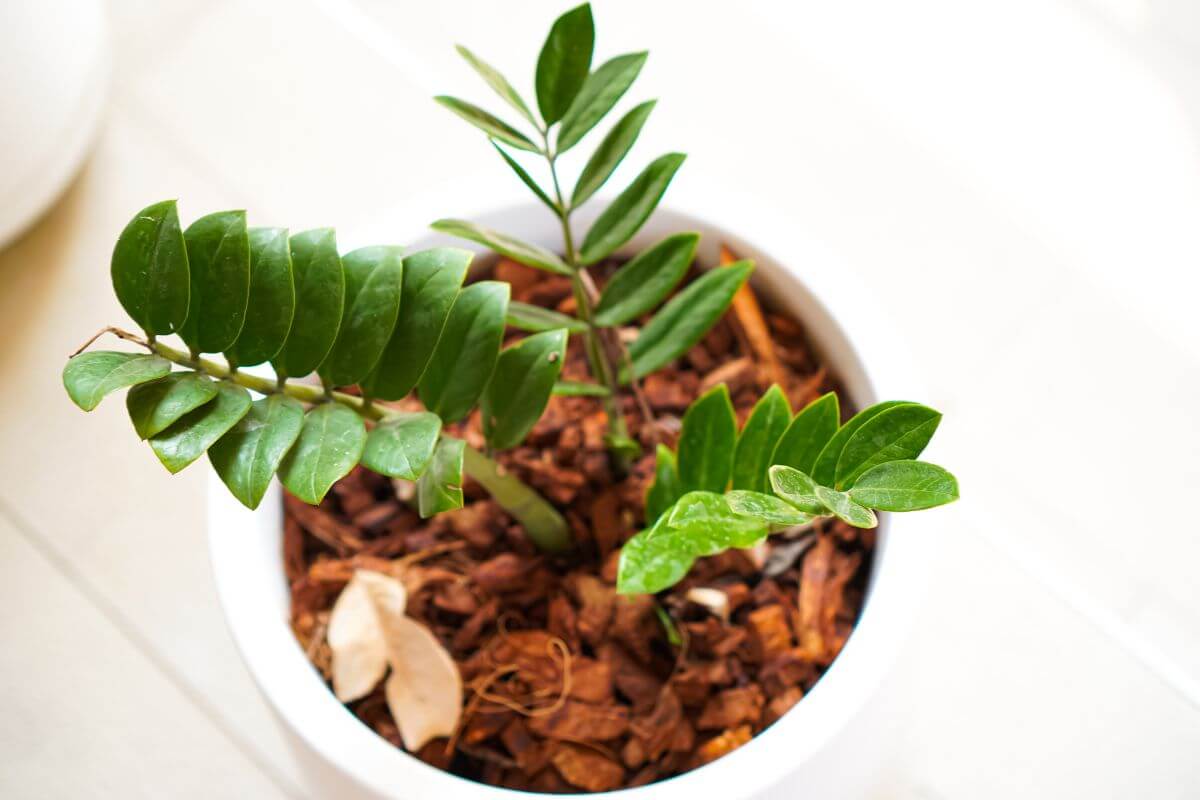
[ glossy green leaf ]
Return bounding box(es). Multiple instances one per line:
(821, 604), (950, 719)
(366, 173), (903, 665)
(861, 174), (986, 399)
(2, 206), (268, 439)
(731, 384), (791, 492)
(363, 247), (470, 401)
(768, 465), (826, 515)
(492, 142), (556, 212)
(110, 200), (190, 335)
(431, 219), (570, 276)
(226, 227), (294, 367)
(625, 260), (753, 380)
(772, 392), (840, 476)
(726, 490), (813, 526)
(552, 380), (609, 397)
(149, 382), (252, 474)
(617, 516), (695, 595)
(127, 372), (218, 439)
(534, 3), (594, 125)
(810, 400), (907, 487)
(507, 301), (586, 334)
(418, 281), (509, 422)
(644, 444), (682, 523)
(815, 485), (877, 528)
(208, 395), (305, 509)
(278, 403), (366, 504)
(557, 52), (647, 153)
(274, 229), (344, 379)
(579, 153), (686, 264)
(455, 44), (537, 126)
(361, 411), (442, 481)
(676, 384), (736, 493)
(63, 352), (171, 412)
(666, 491), (766, 551)
(179, 210), (250, 354)
(593, 232), (697, 326)
(481, 329), (568, 450)
(571, 100), (655, 207)
(850, 460), (958, 511)
(835, 403), (941, 489)
(434, 96), (539, 153)
(319, 246), (404, 387)
(417, 437), (465, 518)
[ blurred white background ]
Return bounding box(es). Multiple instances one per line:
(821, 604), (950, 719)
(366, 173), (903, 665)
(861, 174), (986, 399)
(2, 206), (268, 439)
(0, 0), (1197, 797)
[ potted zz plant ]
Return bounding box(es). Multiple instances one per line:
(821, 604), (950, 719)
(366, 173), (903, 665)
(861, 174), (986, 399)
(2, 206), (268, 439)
(63, 4), (958, 797)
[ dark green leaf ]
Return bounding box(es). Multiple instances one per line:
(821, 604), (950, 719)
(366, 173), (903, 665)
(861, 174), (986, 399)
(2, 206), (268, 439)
(418, 281), (509, 422)
(535, 3), (594, 125)
(835, 403), (941, 489)
(849, 460), (959, 511)
(278, 403), (366, 504)
(110, 200), (190, 335)
(149, 382), (252, 474)
(127, 372), (218, 439)
(557, 52), (647, 153)
(226, 227), (294, 367)
(593, 233), (698, 326)
(815, 485), (877, 528)
(417, 437), (465, 517)
(810, 400), (908, 487)
(772, 392), (839, 476)
(363, 247), (470, 401)
(617, 515), (695, 595)
(434, 96), (539, 153)
(431, 219), (570, 275)
(726, 490), (812, 526)
(208, 395), (305, 509)
(768, 465), (826, 514)
(579, 153), (686, 264)
(506, 301), (586, 334)
(731, 384), (791, 492)
(274, 229), (344, 379)
(481, 329), (568, 450)
(625, 260), (753, 380)
(319, 246), (404, 387)
(571, 100), (655, 207)
(455, 44), (537, 125)
(644, 444), (682, 523)
(491, 142), (557, 213)
(63, 351), (171, 412)
(179, 210), (250, 354)
(361, 411), (442, 481)
(676, 384), (736, 493)
(552, 380), (609, 397)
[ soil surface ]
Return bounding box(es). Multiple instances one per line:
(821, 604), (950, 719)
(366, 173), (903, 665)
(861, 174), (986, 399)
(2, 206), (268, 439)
(286, 255), (874, 793)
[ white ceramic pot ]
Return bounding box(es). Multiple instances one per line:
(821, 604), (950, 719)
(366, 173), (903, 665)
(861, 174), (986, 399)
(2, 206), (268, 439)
(207, 180), (942, 798)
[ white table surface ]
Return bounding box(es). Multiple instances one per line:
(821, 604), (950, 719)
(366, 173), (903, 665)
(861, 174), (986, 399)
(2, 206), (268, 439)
(1, 0), (1197, 797)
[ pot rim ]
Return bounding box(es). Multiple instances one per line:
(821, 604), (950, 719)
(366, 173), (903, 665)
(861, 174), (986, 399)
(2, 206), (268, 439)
(207, 172), (939, 799)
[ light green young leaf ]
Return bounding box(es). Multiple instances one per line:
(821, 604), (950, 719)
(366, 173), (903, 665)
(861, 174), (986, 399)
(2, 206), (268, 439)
(625, 260), (753, 380)
(676, 384), (737, 493)
(110, 199), (190, 335)
(593, 232), (698, 327)
(431, 219), (570, 276)
(361, 412), (442, 481)
(507, 301), (586, 334)
(772, 392), (839, 475)
(418, 281), (509, 423)
(434, 96), (539, 153)
(667, 491), (765, 550)
(731, 384), (791, 492)
(726, 490), (813, 526)
(768, 465), (826, 515)
(63, 351), (171, 412)
(417, 437), (465, 518)
(319, 246), (404, 387)
(363, 247), (470, 401)
(278, 403), (367, 504)
(552, 380), (609, 397)
(179, 210), (250, 354)
(149, 382), (252, 474)
(274, 228), (344, 379)
(849, 460), (959, 511)
(491, 141), (557, 212)
(579, 152), (686, 264)
(557, 52), (647, 153)
(815, 485), (877, 528)
(571, 100), (655, 207)
(617, 515), (695, 595)
(835, 403), (941, 489)
(455, 44), (537, 126)
(227, 227), (294, 367)
(644, 444), (682, 523)
(534, 3), (594, 125)
(481, 329), (568, 451)
(208, 395), (305, 509)
(810, 400), (907, 487)
(127, 372), (218, 439)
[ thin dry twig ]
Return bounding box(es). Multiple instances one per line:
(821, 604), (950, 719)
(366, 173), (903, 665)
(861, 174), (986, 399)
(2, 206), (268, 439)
(69, 325), (150, 358)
